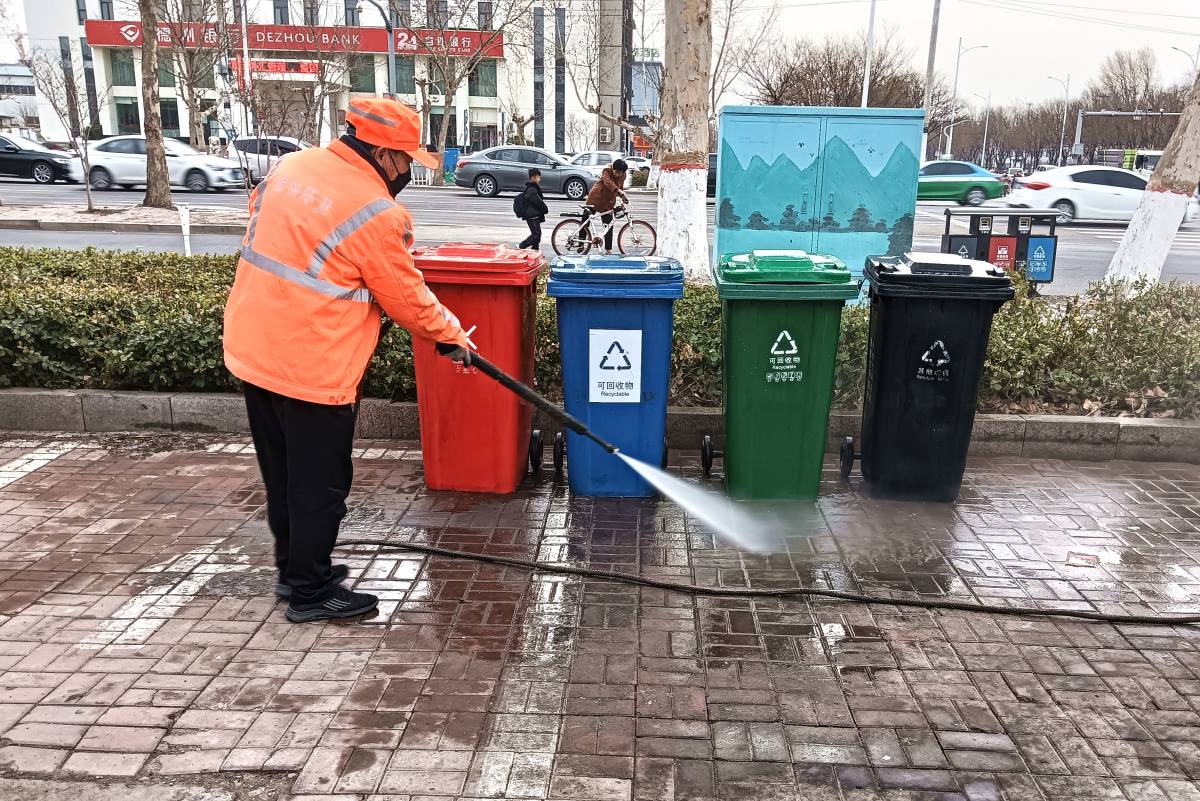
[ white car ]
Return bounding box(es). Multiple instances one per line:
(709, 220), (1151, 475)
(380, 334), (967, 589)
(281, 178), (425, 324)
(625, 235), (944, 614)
(228, 136), (312, 183)
(87, 135), (245, 192)
(1000, 165), (1199, 224)
(569, 150), (635, 187)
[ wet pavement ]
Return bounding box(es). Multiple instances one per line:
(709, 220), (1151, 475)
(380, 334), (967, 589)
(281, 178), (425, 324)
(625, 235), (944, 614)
(1, 433), (1200, 800)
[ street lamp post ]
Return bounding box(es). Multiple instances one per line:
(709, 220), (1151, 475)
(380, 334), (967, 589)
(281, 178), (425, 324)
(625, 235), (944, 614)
(946, 38), (987, 158)
(973, 91), (991, 168)
(860, 0), (878, 107)
(361, 0), (397, 97)
(1171, 45), (1200, 83)
(1048, 74), (1070, 166)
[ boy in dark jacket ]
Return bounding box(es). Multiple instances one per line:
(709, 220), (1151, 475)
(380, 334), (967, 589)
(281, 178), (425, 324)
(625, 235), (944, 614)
(517, 168), (550, 250)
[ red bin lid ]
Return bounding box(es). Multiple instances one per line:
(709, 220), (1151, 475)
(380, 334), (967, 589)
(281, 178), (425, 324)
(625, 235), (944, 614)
(412, 243), (546, 286)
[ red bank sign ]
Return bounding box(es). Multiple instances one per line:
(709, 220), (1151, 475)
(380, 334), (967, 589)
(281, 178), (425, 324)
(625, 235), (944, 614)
(83, 20), (504, 58)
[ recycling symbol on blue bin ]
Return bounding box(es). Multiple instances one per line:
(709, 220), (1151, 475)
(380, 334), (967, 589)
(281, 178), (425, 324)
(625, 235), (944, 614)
(599, 341), (633, 371)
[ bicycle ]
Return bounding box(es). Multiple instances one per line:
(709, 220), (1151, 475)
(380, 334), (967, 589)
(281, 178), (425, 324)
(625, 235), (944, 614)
(551, 201), (657, 256)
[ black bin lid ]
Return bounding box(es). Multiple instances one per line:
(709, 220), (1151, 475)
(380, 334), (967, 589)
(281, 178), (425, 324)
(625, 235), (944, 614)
(865, 252), (1015, 301)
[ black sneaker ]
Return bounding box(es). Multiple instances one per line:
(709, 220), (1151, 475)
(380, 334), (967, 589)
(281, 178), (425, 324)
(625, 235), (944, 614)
(275, 564), (349, 600)
(286, 586), (378, 623)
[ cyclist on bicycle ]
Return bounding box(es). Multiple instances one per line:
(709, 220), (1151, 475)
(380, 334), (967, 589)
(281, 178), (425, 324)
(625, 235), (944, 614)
(582, 159), (629, 254)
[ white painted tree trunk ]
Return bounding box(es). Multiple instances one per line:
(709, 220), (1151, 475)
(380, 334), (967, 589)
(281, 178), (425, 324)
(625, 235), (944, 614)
(658, 0), (712, 284)
(1106, 73), (1200, 284)
(658, 168), (709, 281)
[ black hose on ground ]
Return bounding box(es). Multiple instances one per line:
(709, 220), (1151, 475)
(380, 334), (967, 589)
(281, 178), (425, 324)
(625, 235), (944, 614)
(335, 538), (1200, 627)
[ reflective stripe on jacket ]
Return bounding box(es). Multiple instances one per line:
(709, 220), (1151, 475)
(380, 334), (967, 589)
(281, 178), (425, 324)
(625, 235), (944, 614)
(223, 139), (469, 405)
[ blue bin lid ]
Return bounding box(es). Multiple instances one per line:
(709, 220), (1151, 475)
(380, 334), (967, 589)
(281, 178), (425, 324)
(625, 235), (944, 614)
(548, 255), (684, 299)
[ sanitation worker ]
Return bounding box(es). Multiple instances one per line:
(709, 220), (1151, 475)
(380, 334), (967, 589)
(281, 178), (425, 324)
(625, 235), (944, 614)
(224, 98), (471, 623)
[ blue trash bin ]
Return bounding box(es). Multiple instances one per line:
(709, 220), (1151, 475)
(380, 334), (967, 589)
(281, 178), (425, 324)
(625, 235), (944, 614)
(548, 255), (685, 497)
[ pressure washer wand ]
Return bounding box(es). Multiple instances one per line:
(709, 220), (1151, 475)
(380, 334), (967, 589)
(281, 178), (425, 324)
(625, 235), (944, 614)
(468, 353), (620, 455)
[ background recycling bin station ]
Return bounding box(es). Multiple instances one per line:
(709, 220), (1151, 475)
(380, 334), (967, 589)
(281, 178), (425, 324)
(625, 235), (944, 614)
(840, 252), (1014, 502)
(548, 255), (684, 497)
(702, 250), (860, 500)
(411, 244), (545, 493)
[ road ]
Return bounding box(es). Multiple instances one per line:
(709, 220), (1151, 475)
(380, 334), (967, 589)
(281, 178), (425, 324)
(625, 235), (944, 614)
(2, 178), (1198, 295)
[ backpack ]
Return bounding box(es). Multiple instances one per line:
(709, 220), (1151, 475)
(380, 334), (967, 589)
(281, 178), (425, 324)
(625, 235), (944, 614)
(512, 191), (527, 219)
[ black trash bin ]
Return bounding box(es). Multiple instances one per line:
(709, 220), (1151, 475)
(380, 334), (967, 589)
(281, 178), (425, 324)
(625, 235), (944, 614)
(841, 252), (1015, 502)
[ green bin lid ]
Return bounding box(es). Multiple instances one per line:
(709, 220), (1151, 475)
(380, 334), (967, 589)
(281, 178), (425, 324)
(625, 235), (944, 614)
(718, 250), (850, 283)
(715, 250), (860, 300)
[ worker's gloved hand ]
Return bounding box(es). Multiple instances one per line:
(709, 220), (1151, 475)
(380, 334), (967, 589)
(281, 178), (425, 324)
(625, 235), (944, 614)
(435, 341), (472, 366)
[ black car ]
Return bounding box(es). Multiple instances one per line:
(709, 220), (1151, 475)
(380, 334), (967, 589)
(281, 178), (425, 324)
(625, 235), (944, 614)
(0, 134), (79, 184)
(707, 153), (716, 197)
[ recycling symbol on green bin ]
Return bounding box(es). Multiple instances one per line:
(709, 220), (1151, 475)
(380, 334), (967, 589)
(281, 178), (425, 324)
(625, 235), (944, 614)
(771, 331), (798, 356)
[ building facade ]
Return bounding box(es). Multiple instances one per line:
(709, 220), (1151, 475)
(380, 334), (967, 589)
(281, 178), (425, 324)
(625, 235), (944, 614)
(20, 0), (636, 155)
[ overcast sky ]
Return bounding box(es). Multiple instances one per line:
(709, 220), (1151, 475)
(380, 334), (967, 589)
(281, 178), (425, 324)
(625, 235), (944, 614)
(724, 0), (1200, 108)
(3, 0), (1197, 109)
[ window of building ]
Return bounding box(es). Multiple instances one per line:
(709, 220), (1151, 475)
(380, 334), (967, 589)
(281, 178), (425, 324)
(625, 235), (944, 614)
(478, 1), (492, 30)
(428, 58), (454, 96)
(532, 7), (543, 147)
(344, 0), (359, 25)
(110, 49), (135, 86)
(160, 99), (180, 138)
(76, 0), (87, 23)
(195, 64), (215, 89)
(304, 0), (319, 25)
(273, 0), (289, 25)
(468, 60), (496, 97)
(115, 99), (140, 134)
(99, 0), (113, 19)
(158, 56), (175, 88)
(397, 56), (415, 94)
(428, 0), (448, 27)
(391, 0), (410, 26)
(0, 83), (34, 95)
(349, 55), (375, 92)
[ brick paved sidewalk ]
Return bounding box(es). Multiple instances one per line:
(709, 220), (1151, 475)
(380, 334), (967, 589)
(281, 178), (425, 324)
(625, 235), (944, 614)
(1, 433), (1199, 801)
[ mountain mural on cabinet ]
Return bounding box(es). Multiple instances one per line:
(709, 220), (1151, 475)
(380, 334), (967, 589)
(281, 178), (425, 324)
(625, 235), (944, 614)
(714, 108), (923, 282)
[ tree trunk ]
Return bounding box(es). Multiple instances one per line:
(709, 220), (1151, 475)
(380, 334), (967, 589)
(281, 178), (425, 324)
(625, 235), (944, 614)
(657, 0), (712, 283)
(139, 0), (173, 208)
(1106, 73), (1200, 283)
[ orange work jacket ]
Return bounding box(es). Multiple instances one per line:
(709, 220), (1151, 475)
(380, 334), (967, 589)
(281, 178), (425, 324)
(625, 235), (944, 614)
(223, 140), (469, 405)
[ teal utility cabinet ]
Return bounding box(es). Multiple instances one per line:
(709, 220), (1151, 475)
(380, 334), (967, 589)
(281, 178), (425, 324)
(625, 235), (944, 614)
(714, 106), (925, 281)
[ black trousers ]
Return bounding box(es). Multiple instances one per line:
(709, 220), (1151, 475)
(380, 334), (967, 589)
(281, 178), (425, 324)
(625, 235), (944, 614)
(580, 210), (614, 251)
(244, 383), (356, 604)
(518, 219), (541, 249)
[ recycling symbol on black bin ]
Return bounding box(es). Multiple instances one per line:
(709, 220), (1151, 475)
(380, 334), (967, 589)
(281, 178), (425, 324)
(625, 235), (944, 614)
(600, 341), (633, 371)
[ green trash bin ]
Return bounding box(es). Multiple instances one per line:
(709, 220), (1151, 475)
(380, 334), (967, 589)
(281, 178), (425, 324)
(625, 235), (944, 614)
(703, 250), (860, 500)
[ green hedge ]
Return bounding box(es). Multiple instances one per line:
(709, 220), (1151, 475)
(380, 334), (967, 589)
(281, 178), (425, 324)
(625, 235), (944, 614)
(1, 247), (1198, 418)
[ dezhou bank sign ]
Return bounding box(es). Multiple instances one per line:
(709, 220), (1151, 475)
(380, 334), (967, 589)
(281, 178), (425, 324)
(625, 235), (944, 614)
(83, 20), (504, 57)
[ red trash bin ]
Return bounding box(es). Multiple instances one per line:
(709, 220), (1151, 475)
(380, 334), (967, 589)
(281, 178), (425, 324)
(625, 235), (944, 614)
(410, 244), (546, 493)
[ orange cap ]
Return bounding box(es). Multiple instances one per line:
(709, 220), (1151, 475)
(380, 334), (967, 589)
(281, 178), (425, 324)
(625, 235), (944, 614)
(347, 98), (440, 170)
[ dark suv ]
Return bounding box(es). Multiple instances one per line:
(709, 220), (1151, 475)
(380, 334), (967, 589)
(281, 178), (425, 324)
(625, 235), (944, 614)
(455, 146), (595, 199)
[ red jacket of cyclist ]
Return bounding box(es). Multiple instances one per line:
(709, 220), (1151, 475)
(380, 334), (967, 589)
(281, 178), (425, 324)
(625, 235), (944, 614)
(583, 159), (629, 254)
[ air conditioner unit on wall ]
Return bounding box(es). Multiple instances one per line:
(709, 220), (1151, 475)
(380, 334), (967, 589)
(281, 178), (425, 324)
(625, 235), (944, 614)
(599, 126), (612, 144)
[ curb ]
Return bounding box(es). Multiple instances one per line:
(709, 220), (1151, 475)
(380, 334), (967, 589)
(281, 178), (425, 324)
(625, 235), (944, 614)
(2, 388), (1197, 464)
(0, 219), (247, 235)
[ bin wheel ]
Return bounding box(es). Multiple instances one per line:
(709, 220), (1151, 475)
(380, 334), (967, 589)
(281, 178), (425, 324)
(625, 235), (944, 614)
(553, 432), (566, 477)
(701, 435), (715, 476)
(529, 429), (544, 474)
(839, 436), (855, 480)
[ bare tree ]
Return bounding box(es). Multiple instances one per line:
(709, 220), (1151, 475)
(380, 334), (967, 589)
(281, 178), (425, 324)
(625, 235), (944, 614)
(148, 0), (228, 147)
(709, 0), (776, 146)
(401, 0), (536, 155)
(15, 42), (107, 211)
(658, 0), (711, 282)
(138, 0), (174, 207)
(566, 112), (593, 152)
(741, 31), (960, 157)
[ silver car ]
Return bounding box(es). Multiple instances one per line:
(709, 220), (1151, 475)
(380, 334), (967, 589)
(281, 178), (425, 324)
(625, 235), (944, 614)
(455, 145), (595, 200)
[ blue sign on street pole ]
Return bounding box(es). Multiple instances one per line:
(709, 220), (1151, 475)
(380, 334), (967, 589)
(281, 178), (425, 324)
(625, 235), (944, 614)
(1025, 236), (1056, 283)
